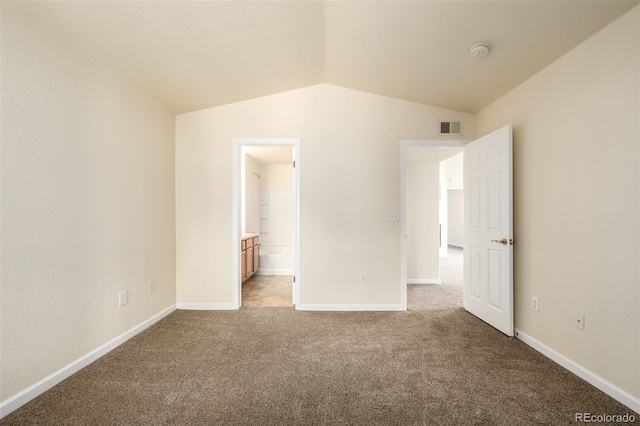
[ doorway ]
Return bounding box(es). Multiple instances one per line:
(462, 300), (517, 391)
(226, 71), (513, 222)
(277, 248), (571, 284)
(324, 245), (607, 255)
(400, 140), (467, 310)
(402, 127), (514, 333)
(440, 152), (464, 288)
(232, 139), (301, 309)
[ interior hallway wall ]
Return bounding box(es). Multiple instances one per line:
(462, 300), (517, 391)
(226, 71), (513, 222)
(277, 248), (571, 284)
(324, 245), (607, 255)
(442, 152), (464, 248)
(447, 190), (463, 247)
(406, 162), (440, 282)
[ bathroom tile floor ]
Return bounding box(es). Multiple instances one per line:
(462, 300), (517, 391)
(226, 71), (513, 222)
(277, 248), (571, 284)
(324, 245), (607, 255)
(242, 275), (294, 307)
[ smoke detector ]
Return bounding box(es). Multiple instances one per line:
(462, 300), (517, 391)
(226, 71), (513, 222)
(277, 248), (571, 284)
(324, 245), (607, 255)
(470, 43), (491, 59)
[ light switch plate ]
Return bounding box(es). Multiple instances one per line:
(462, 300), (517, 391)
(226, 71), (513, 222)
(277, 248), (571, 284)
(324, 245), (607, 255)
(574, 312), (585, 330)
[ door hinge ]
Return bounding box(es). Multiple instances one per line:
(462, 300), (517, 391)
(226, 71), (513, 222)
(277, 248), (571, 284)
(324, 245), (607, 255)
(293, 276), (296, 283)
(293, 160), (296, 168)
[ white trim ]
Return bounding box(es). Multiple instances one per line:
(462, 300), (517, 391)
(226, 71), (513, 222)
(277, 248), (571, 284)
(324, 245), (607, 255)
(232, 142), (241, 309)
(176, 303), (237, 310)
(400, 139), (468, 311)
(0, 305), (176, 419)
(232, 138), (301, 309)
(407, 279), (442, 284)
(297, 304), (403, 312)
(515, 328), (640, 413)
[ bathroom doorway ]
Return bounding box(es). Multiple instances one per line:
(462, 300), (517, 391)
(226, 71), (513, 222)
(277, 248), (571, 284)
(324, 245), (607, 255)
(232, 139), (301, 309)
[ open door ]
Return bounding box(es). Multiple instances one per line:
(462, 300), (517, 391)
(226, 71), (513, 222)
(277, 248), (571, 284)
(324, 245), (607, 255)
(463, 125), (514, 336)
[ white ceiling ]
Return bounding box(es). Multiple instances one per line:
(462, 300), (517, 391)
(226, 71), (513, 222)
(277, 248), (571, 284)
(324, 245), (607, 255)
(7, 1), (637, 114)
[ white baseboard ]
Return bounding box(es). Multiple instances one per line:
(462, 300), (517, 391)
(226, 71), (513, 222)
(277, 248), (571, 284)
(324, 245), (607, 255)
(0, 305), (176, 419)
(297, 304), (403, 312)
(514, 328), (640, 413)
(176, 303), (237, 310)
(407, 279), (442, 284)
(254, 269), (293, 276)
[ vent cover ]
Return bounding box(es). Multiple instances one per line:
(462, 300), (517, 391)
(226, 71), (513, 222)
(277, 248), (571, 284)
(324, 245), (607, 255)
(439, 121), (462, 135)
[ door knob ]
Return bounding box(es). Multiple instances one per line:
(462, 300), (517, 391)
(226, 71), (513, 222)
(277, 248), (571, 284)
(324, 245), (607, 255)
(491, 238), (508, 246)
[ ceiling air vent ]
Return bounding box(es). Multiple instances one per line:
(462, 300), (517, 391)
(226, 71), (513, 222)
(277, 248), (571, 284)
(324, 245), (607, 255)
(439, 121), (462, 136)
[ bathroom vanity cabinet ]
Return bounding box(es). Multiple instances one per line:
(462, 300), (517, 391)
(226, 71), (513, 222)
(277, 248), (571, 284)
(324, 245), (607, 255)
(241, 234), (260, 282)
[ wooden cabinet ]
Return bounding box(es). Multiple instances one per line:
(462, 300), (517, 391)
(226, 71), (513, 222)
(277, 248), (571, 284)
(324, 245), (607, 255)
(247, 246), (254, 275)
(241, 250), (247, 282)
(241, 234), (259, 283)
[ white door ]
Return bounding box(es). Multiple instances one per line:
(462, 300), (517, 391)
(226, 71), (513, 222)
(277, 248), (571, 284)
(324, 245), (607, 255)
(463, 125), (514, 336)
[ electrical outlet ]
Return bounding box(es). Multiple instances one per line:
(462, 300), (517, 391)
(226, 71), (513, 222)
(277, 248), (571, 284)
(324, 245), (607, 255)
(532, 296), (539, 312)
(574, 312), (585, 330)
(118, 290), (128, 307)
(359, 273), (367, 284)
(385, 212), (399, 222)
(148, 281), (156, 293)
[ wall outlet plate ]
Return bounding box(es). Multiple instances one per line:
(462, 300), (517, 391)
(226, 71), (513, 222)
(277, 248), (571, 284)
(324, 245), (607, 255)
(118, 290), (128, 307)
(385, 212), (399, 222)
(148, 281), (156, 293)
(532, 296), (539, 312)
(359, 273), (367, 284)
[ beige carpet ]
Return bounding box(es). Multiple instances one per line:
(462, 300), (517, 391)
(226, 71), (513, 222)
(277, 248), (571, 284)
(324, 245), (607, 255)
(440, 245), (463, 287)
(1, 285), (636, 425)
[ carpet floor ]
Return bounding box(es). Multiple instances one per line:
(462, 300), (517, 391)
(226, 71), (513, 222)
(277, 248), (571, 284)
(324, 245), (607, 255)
(1, 284), (636, 425)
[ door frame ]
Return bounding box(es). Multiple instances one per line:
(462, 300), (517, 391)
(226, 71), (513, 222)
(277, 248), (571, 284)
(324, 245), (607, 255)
(232, 138), (301, 309)
(400, 139), (468, 310)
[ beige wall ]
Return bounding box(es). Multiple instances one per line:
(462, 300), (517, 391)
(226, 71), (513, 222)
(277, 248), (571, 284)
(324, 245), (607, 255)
(476, 6), (639, 400)
(447, 190), (463, 248)
(176, 84), (474, 307)
(443, 153), (464, 247)
(406, 162), (440, 281)
(0, 6), (176, 403)
(442, 152), (463, 189)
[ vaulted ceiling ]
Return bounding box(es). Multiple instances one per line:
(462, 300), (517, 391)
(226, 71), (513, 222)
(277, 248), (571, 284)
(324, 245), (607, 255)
(7, 1), (637, 114)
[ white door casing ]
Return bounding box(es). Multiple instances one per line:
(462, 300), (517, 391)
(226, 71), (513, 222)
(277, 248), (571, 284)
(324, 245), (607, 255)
(463, 125), (514, 336)
(291, 151), (298, 305)
(232, 138), (301, 309)
(400, 140), (466, 310)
